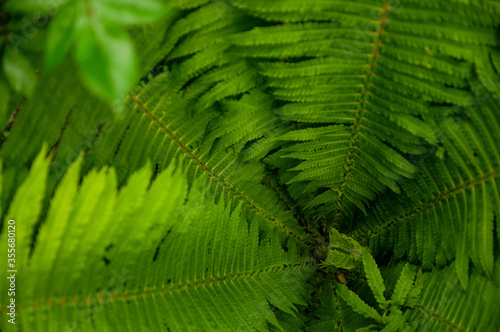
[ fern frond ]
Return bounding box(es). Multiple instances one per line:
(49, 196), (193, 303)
(224, 1), (497, 226)
(0, 151), (315, 331)
(351, 91), (500, 288)
(336, 283), (382, 321)
(362, 252), (387, 307)
(2, 1), (500, 330)
(391, 263), (418, 307)
(405, 263), (500, 331)
(323, 228), (366, 271)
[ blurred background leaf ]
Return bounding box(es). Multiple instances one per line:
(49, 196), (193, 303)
(94, 0), (168, 24)
(75, 15), (136, 104)
(2, 47), (36, 97)
(44, 1), (76, 72)
(2, 0), (168, 111)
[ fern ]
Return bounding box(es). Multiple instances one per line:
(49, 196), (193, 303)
(1, 0), (500, 331)
(334, 252), (421, 331)
(351, 82), (500, 288)
(0, 149), (314, 330)
(322, 227), (367, 270)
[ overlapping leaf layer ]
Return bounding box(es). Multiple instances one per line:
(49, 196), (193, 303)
(1, 0), (500, 331)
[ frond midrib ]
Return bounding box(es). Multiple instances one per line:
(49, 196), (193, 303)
(127, 94), (309, 242)
(333, 1), (390, 223)
(352, 168), (500, 243)
(9, 261), (316, 314)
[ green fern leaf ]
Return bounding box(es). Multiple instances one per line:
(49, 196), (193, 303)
(0, 151), (315, 331)
(336, 283), (381, 322)
(391, 263), (417, 306)
(362, 251), (387, 307)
